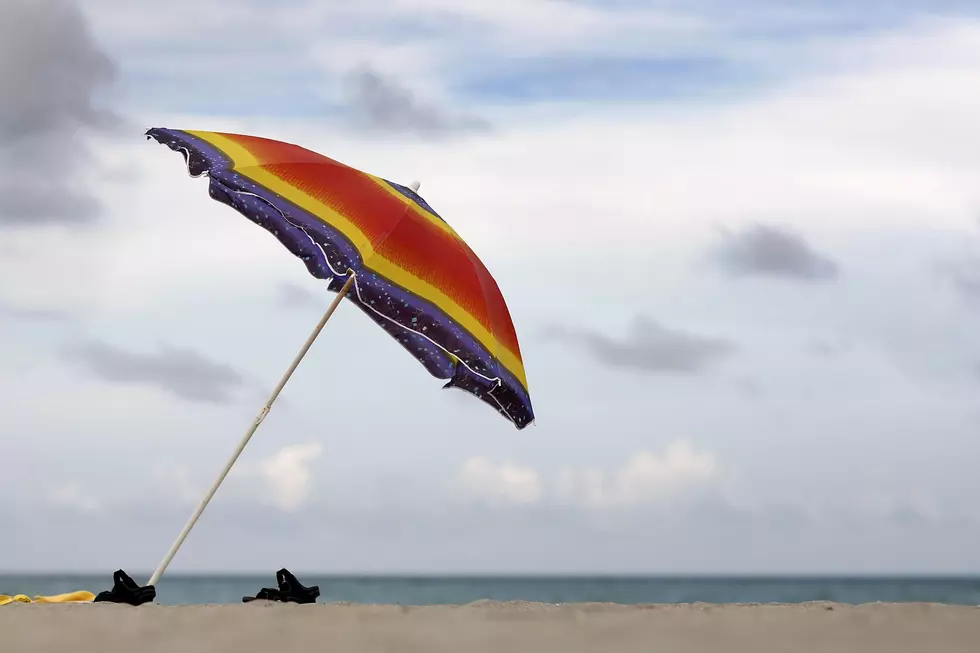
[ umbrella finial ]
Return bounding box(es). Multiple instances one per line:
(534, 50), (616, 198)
(409, 180), (421, 192)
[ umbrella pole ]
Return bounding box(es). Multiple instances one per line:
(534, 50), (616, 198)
(146, 273), (357, 587)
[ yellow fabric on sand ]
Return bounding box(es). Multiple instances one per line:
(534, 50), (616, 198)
(0, 594), (32, 605)
(33, 591), (96, 603)
(1, 590), (95, 605)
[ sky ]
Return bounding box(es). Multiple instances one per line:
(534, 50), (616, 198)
(2, 0), (980, 576)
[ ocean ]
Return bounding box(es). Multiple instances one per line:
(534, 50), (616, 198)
(2, 575), (980, 606)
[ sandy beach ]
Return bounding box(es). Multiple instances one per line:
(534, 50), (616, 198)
(1, 601), (978, 653)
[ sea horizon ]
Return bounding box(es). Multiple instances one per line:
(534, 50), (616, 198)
(4, 572), (979, 606)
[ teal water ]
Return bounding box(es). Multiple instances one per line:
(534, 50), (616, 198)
(2, 575), (980, 606)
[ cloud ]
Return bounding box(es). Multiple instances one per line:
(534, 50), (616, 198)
(342, 66), (490, 137)
(275, 282), (319, 308)
(555, 442), (722, 510)
(732, 375), (765, 398)
(256, 442), (324, 512)
(944, 255), (980, 306)
(455, 457), (542, 506)
(60, 339), (246, 404)
(807, 337), (851, 358)
(0, 301), (71, 323)
(548, 316), (736, 374)
(710, 223), (840, 280)
(455, 442), (722, 512)
(0, 0), (119, 226)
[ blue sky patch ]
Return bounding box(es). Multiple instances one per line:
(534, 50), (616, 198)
(452, 55), (766, 104)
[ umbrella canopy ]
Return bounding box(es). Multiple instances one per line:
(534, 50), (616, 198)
(146, 128), (534, 429)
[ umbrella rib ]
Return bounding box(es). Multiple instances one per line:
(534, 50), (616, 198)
(229, 185), (508, 394)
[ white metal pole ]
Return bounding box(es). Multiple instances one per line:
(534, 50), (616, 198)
(147, 273), (357, 587)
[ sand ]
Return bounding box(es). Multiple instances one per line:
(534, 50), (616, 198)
(1, 601), (978, 653)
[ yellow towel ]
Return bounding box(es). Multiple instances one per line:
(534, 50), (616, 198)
(0, 594), (32, 605)
(33, 591), (95, 604)
(1, 590), (95, 605)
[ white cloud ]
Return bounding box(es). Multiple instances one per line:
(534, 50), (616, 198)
(76, 18), (980, 285)
(42, 21), (980, 324)
(455, 441), (721, 511)
(256, 442), (324, 512)
(556, 441), (722, 510)
(455, 457), (542, 506)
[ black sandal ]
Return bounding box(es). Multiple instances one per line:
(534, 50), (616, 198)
(93, 569), (156, 606)
(242, 568), (319, 604)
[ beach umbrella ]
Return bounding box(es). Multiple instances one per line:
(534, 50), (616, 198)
(143, 128), (534, 586)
